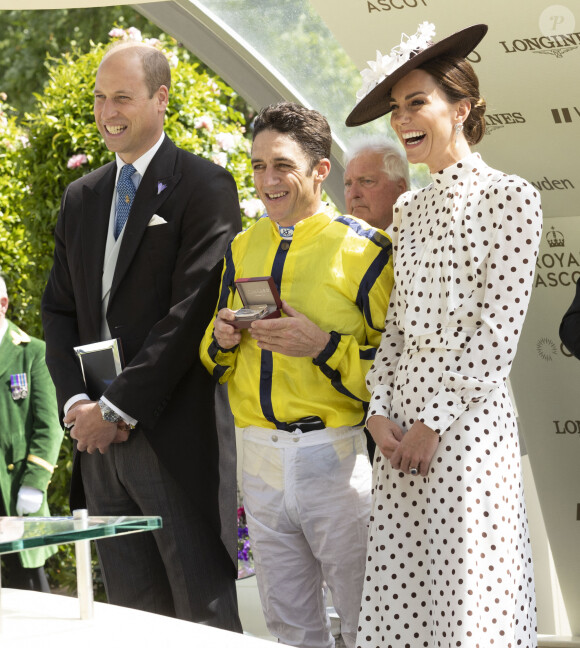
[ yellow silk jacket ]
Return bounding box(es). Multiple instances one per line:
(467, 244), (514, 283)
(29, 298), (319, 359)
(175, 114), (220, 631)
(200, 210), (393, 430)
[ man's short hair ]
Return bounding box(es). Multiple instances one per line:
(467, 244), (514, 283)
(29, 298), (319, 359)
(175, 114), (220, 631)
(102, 41), (172, 97)
(0, 276), (7, 299)
(253, 102), (332, 172)
(344, 135), (410, 189)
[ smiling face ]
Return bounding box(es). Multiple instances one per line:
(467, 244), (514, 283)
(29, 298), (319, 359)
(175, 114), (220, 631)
(389, 68), (471, 173)
(93, 47), (168, 164)
(251, 129), (330, 227)
(344, 150), (407, 230)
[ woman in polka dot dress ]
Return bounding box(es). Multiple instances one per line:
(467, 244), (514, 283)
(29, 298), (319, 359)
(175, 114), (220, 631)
(346, 23), (542, 648)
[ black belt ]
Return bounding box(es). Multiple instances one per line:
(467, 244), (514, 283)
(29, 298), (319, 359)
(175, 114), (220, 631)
(280, 416), (325, 433)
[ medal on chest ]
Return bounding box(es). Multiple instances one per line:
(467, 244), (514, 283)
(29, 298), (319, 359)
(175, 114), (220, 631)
(10, 373), (29, 400)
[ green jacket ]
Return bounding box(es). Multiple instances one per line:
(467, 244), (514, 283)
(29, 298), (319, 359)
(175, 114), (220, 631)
(0, 320), (64, 567)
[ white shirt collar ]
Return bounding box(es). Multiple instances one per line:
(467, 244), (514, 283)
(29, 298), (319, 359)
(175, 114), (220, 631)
(115, 131), (165, 183)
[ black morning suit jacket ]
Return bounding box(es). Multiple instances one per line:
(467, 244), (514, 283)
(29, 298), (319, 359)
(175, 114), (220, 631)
(41, 136), (242, 568)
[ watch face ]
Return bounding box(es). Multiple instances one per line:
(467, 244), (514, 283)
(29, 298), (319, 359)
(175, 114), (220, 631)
(98, 401), (121, 423)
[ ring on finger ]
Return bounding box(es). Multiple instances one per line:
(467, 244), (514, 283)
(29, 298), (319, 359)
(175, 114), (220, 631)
(410, 467), (419, 476)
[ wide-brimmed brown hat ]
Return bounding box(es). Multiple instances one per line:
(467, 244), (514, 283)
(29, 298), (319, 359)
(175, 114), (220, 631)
(346, 23), (488, 127)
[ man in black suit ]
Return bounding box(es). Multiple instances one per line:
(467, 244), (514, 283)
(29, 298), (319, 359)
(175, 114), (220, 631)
(41, 41), (242, 630)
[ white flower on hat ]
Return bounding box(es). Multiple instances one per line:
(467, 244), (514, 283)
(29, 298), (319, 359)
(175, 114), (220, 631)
(355, 22), (436, 104)
(356, 50), (399, 102)
(417, 21), (436, 42)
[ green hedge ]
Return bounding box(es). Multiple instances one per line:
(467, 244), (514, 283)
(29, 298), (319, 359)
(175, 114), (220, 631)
(0, 95), (35, 325)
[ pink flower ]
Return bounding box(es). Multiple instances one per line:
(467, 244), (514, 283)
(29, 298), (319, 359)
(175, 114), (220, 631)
(67, 153), (88, 170)
(240, 198), (265, 219)
(166, 53), (179, 68)
(194, 115), (213, 132)
(126, 27), (143, 41)
(215, 132), (236, 152)
(207, 79), (221, 95)
(1, 138), (15, 152)
(108, 26), (142, 41)
(211, 152), (228, 168)
(108, 28), (126, 39)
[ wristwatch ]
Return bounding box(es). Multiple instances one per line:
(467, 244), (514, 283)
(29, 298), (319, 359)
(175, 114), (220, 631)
(97, 398), (133, 428)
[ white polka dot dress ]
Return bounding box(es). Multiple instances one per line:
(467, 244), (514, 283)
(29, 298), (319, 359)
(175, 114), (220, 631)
(358, 153), (542, 648)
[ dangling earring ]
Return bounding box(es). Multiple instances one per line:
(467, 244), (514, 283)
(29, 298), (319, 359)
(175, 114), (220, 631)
(454, 122), (463, 145)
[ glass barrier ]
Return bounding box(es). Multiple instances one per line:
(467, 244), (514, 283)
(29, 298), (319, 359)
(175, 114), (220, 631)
(0, 515), (162, 554)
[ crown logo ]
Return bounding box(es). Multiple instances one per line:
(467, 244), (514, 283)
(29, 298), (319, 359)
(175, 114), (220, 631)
(546, 226), (565, 248)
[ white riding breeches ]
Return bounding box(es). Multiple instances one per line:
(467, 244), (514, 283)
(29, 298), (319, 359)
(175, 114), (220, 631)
(241, 425), (372, 648)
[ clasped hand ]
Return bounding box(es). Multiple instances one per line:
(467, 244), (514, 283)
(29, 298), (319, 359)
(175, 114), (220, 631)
(214, 300), (330, 358)
(64, 400), (130, 454)
(367, 415), (439, 477)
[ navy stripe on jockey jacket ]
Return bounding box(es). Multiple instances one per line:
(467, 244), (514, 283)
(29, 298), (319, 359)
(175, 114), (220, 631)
(357, 249), (391, 332)
(259, 239), (291, 427)
(313, 331), (365, 402)
(359, 347), (376, 361)
(334, 215), (391, 249)
(218, 240), (236, 310)
(335, 216), (392, 333)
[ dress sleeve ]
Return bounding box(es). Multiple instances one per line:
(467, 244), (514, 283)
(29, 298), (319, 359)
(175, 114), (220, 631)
(419, 178), (543, 435)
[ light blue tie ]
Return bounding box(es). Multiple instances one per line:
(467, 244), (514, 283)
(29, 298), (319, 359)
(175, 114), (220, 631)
(114, 164), (136, 239)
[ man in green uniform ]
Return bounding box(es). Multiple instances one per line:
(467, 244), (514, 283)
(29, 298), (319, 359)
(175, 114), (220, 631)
(0, 276), (63, 591)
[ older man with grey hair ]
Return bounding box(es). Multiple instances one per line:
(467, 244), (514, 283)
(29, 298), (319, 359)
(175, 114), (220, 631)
(344, 134), (409, 235)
